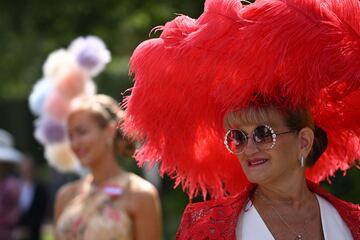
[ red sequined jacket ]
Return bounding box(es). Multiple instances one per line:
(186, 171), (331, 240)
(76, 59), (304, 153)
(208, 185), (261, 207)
(176, 182), (360, 240)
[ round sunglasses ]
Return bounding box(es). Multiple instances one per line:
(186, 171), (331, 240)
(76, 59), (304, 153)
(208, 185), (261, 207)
(224, 125), (295, 154)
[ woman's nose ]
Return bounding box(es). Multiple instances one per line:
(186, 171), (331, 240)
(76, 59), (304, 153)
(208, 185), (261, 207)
(243, 137), (259, 156)
(70, 135), (79, 148)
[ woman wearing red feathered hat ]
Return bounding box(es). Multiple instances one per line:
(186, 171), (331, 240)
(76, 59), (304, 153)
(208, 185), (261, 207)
(123, 0), (360, 239)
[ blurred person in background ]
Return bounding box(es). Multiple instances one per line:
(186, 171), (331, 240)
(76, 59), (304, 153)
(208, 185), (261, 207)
(28, 36), (162, 240)
(14, 155), (48, 240)
(0, 129), (22, 240)
(54, 94), (162, 240)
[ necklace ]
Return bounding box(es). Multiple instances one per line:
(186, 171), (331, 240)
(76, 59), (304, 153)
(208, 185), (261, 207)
(255, 189), (312, 240)
(82, 174), (129, 199)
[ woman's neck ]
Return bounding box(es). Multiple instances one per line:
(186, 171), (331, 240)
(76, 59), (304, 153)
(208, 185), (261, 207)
(89, 154), (125, 186)
(256, 171), (312, 209)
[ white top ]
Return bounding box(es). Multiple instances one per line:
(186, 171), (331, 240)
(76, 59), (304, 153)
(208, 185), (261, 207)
(236, 194), (353, 240)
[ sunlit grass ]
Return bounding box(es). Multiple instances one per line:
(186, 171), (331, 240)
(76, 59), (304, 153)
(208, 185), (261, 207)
(41, 224), (54, 240)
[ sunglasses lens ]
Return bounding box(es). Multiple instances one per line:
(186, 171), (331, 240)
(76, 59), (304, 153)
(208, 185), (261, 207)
(253, 125), (274, 149)
(225, 130), (247, 154)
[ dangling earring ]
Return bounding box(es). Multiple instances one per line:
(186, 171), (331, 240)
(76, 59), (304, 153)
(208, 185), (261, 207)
(299, 155), (305, 167)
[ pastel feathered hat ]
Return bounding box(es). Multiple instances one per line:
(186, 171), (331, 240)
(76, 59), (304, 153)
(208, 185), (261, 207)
(29, 36), (111, 173)
(124, 0), (360, 199)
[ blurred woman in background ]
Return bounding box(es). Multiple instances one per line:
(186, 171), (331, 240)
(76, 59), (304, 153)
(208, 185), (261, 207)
(54, 94), (162, 240)
(28, 36), (162, 240)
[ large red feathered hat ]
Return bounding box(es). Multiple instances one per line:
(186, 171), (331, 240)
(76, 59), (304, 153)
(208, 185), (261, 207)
(123, 0), (360, 199)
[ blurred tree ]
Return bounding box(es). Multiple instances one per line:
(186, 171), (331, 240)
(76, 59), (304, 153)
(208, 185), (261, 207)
(0, 0), (203, 100)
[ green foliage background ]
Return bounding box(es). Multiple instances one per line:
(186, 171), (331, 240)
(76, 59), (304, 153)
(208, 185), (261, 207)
(0, 0), (203, 100)
(0, 0), (358, 239)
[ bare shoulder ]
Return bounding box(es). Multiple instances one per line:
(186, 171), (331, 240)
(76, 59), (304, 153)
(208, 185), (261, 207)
(54, 179), (82, 222)
(128, 173), (158, 196)
(57, 180), (81, 199)
(126, 173), (160, 210)
(126, 173), (163, 240)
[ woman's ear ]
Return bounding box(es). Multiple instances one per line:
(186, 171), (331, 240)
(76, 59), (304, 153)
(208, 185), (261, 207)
(105, 122), (117, 139)
(297, 127), (314, 158)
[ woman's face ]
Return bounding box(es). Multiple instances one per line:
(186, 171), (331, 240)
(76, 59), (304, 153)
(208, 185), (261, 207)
(68, 110), (111, 167)
(224, 109), (301, 185)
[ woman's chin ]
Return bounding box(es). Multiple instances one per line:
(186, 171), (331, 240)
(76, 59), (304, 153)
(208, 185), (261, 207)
(246, 174), (270, 185)
(242, 161), (272, 184)
(244, 170), (273, 185)
(78, 157), (92, 168)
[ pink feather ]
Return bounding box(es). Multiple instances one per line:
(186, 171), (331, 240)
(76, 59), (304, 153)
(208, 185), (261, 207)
(124, 0), (360, 199)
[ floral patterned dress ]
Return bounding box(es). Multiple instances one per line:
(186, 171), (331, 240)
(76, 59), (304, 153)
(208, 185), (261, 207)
(56, 174), (133, 240)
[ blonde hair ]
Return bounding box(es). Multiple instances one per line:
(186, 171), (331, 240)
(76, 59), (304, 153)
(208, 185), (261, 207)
(70, 94), (125, 128)
(225, 106), (315, 131)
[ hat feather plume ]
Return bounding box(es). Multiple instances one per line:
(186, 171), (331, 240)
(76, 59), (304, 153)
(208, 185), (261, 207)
(124, 0), (360, 199)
